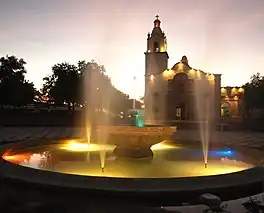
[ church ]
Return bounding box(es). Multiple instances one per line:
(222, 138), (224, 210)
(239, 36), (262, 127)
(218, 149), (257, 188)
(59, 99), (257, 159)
(144, 16), (244, 125)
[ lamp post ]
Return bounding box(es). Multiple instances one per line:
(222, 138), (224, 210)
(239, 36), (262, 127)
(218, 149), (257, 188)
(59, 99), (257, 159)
(132, 76), (136, 109)
(132, 76), (140, 127)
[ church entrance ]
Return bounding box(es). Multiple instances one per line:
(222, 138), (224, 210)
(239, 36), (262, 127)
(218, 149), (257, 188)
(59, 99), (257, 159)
(167, 73), (189, 121)
(175, 103), (185, 120)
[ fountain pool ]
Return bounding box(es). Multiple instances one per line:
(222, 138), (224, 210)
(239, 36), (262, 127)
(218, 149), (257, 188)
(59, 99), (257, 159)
(2, 139), (253, 178)
(1, 136), (263, 206)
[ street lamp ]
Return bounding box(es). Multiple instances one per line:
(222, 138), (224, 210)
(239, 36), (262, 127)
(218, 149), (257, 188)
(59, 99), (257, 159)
(133, 76), (136, 109)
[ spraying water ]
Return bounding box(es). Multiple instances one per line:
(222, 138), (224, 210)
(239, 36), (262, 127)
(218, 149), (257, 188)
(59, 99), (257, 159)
(86, 121), (92, 144)
(83, 62), (111, 171)
(194, 74), (214, 166)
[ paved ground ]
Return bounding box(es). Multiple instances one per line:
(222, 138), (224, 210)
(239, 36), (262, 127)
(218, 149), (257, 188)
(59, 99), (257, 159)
(0, 127), (83, 143)
(165, 192), (264, 213)
(174, 130), (264, 149)
(0, 127), (264, 148)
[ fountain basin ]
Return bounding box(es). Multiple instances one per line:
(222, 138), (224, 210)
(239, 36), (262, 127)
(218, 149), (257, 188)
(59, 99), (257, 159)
(0, 138), (263, 205)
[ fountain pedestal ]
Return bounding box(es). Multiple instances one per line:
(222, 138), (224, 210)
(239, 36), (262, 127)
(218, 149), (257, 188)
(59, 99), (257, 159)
(113, 146), (154, 159)
(97, 126), (176, 159)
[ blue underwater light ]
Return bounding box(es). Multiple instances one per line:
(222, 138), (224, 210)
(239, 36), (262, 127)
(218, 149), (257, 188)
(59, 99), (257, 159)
(209, 149), (235, 157)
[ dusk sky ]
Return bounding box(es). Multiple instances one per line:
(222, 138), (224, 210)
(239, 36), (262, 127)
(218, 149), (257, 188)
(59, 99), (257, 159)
(1, 0), (264, 98)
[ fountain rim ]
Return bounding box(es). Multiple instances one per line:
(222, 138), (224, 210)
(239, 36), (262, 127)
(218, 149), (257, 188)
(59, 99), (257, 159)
(0, 139), (263, 194)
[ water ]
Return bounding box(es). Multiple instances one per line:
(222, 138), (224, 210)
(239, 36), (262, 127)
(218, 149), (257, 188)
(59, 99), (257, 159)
(80, 62), (236, 176)
(193, 74), (215, 165)
(3, 140), (253, 178)
(83, 63), (112, 170)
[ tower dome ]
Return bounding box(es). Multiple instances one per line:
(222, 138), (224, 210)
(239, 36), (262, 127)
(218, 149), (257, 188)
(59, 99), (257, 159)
(181, 55), (188, 65)
(151, 15), (163, 36)
(171, 56), (191, 71)
(154, 15), (161, 28)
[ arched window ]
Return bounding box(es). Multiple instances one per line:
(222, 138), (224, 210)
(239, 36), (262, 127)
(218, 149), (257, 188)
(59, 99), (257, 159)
(221, 102), (231, 117)
(153, 42), (159, 52)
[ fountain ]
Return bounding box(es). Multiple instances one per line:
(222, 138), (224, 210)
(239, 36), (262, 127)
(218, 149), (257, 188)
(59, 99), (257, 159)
(0, 65), (263, 205)
(82, 64), (176, 169)
(194, 72), (215, 167)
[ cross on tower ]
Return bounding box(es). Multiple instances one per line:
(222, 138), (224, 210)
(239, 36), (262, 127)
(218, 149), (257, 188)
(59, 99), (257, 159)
(155, 15), (159, 20)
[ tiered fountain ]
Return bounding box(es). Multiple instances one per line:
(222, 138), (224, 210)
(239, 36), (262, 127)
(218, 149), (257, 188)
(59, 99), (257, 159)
(0, 65), (262, 205)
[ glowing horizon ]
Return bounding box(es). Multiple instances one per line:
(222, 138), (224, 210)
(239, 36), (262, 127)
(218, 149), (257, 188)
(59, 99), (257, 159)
(1, 0), (264, 99)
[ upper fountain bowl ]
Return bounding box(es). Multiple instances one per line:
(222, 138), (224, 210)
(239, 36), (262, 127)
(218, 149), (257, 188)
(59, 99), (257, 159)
(97, 125), (176, 159)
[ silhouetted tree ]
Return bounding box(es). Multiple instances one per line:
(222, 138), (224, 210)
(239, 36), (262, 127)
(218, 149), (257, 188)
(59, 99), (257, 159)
(0, 55), (35, 107)
(244, 73), (264, 118)
(79, 60), (109, 104)
(80, 60), (140, 114)
(42, 60), (106, 111)
(43, 59), (138, 115)
(42, 62), (79, 111)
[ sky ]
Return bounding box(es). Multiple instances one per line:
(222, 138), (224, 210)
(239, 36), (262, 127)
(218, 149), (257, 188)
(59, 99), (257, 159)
(1, 0), (264, 99)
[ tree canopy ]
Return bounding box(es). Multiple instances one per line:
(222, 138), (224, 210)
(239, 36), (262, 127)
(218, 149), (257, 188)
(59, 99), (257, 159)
(42, 60), (131, 113)
(0, 55), (137, 114)
(42, 62), (80, 109)
(0, 55), (35, 107)
(243, 73), (264, 117)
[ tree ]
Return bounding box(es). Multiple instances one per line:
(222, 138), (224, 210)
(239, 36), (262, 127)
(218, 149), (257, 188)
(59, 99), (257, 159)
(42, 62), (79, 111)
(43, 59), (136, 115)
(0, 55), (35, 107)
(244, 73), (264, 118)
(21, 81), (35, 105)
(80, 60), (136, 114)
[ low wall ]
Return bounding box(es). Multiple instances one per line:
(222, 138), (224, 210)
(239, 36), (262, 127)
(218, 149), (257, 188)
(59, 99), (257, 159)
(0, 110), (135, 127)
(1, 160), (263, 206)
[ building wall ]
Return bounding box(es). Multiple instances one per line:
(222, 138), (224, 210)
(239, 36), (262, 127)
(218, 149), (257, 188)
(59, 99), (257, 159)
(164, 59), (218, 122)
(144, 53), (169, 124)
(214, 74), (222, 122)
(220, 87), (245, 118)
(144, 18), (168, 125)
(145, 58), (221, 123)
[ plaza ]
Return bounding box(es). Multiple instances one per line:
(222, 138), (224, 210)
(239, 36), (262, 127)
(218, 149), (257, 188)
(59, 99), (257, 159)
(0, 11), (264, 213)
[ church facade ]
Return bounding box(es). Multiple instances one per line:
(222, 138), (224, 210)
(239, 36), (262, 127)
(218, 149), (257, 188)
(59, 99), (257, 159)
(144, 16), (244, 125)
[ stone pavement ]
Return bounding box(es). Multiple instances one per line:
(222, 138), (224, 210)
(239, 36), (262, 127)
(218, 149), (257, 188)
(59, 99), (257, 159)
(174, 130), (264, 149)
(0, 127), (264, 149)
(165, 192), (264, 213)
(0, 127), (83, 143)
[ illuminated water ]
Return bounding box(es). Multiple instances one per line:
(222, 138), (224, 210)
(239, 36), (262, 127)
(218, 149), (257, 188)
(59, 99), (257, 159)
(2, 140), (253, 178)
(193, 74), (214, 166)
(83, 62), (112, 169)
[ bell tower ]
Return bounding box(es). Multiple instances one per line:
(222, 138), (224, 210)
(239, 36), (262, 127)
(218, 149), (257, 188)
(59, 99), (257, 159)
(145, 15), (169, 75)
(144, 15), (169, 124)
